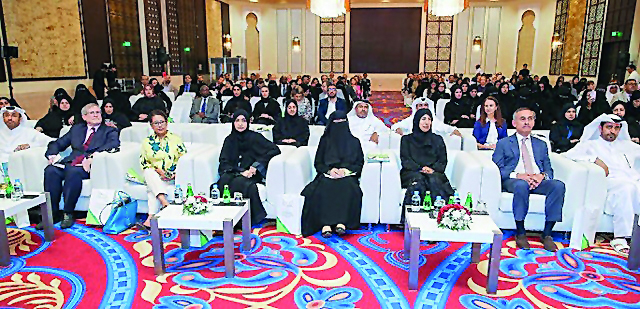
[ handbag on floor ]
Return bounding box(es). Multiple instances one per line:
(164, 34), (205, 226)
(103, 191), (138, 235)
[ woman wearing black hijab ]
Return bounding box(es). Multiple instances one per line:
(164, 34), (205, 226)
(221, 84), (252, 123)
(252, 86), (281, 125)
(612, 100), (640, 143)
(72, 84), (97, 113)
(244, 80), (258, 98)
(131, 84), (167, 122)
(35, 94), (74, 138)
(301, 111), (364, 238)
(273, 100), (310, 147)
(495, 83), (516, 118)
(400, 108), (454, 211)
(101, 98), (132, 131)
(444, 86), (474, 128)
(468, 85), (482, 120)
(430, 82), (450, 107)
(105, 82), (132, 119)
(217, 110), (281, 224)
(625, 91), (640, 121)
(549, 103), (583, 153)
(154, 84), (173, 112)
(535, 81), (555, 129)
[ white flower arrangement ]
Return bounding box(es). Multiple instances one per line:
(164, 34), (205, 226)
(437, 204), (472, 231)
(182, 195), (210, 215)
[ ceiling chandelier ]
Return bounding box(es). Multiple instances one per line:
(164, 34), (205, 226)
(425, 0), (468, 17)
(308, 0), (349, 19)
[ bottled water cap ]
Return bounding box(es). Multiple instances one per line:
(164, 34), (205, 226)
(414, 191), (419, 195)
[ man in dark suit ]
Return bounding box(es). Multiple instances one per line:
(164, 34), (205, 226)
(317, 84), (347, 125)
(190, 85), (220, 123)
(40, 103), (120, 229)
(177, 74), (196, 97)
(492, 107), (565, 251)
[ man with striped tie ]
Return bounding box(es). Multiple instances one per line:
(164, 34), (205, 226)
(492, 107), (566, 251)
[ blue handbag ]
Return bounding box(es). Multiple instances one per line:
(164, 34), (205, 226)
(103, 191), (138, 235)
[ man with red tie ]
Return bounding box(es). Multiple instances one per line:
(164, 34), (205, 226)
(40, 103), (120, 229)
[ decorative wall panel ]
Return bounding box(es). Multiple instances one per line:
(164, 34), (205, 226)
(561, 0), (588, 75)
(206, 0), (223, 59)
(144, 0), (164, 75)
(319, 16), (345, 73)
(580, 0), (606, 77)
(166, 0), (207, 75)
(550, 0), (569, 75)
(424, 14), (453, 74)
(107, 0), (143, 78)
(5, 0), (86, 79)
(166, 0), (181, 74)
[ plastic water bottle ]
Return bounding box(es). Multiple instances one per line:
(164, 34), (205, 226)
(210, 184), (220, 202)
(411, 191), (421, 212)
(453, 191), (461, 205)
(174, 185), (184, 204)
(434, 196), (445, 210)
(11, 179), (23, 201)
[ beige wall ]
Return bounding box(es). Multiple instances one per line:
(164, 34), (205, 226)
(4, 0), (86, 79)
(207, 0), (224, 59)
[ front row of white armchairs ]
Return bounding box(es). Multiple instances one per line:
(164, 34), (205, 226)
(7, 123), (617, 249)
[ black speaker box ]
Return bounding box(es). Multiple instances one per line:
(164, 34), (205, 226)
(1, 46), (18, 59)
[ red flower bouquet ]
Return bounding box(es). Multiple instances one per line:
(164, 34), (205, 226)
(437, 204), (472, 230)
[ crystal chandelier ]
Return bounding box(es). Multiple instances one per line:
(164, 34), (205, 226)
(309, 0), (349, 19)
(426, 0), (466, 17)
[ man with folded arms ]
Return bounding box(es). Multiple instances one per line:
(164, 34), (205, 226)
(41, 103), (120, 229)
(492, 107), (566, 251)
(564, 114), (640, 255)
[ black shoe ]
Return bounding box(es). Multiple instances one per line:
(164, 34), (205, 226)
(60, 213), (75, 229)
(35, 211), (62, 230)
(321, 230), (332, 238)
(335, 226), (346, 236)
(516, 234), (530, 250)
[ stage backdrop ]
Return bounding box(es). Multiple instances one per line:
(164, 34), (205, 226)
(349, 8), (422, 73)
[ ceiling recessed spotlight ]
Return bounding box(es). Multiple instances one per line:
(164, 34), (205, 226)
(250, 0), (258, 2)
(381, 0), (390, 2)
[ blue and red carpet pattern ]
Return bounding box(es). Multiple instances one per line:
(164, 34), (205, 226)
(1, 222), (638, 308)
(1, 93), (639, 308)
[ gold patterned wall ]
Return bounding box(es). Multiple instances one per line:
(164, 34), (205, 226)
(580, 0), (606, 77)
(206, 0), (223, 59)
(424, 14), (453, 74)
(561, 0), (587, 75)
(4, 0), (86, 78)
(320, 16), (345, 73)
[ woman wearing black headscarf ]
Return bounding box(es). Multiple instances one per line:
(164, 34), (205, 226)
(612, 100), (640, 143)
(154, 84), (173, 112)
(221, 84), (252, 123)
(468, 85), (482, 120)
(535, 81), (555, 129)
(549, 104), (583, 153)
(252, 86), (281, 125)
(430, 82), (450, 108)
(301, 111), (364, 238)
(577, 87), (611, 125)
(131, 84), (167, 122)
(244, 80), (258, 98)
(273, 100), (309, 147)
(72, 84), (97, 113)
(101, 98), (132, 131)
(625, 91), (640, 121)
(217, 110), (281, 224)
(444, 86), (474, 128)
(35, 94), (75, 138)
(495, 83), (516, 118)
(400, 108), (454, 211)
(105, 82), (133, 119)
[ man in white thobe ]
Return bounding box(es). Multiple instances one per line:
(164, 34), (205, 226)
(347, 101), (389, 153)
(392, 97), (462, 137)
(564, 114), (640, 255)
(0, 106), (51, 167)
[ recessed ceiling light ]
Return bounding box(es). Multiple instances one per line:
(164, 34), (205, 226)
(382, 0), (390, 2)
(250, 0), (258, 2)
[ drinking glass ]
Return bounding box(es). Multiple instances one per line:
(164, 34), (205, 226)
(234, 192), (243, 203)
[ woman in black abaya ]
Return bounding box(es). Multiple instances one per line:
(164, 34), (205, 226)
(549, 103), (583, 153)
(221, 85), (252, 123)
(72, 84), (97, 113)
(273, 100), (310, 147)
(301, 111), (364, 238)
(35, 94), (74, 138)
(131, 84), (167, 122)
(218, 110), (281, 224)
(252, 86), (281, 125)
(444, 86), (474, 128)
(400, 109), (454, 211)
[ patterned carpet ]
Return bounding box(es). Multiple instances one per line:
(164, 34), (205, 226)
(2, 222), (638, 309)
(369, 91), (412, 127)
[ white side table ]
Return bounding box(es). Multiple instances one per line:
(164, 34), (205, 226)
(404, 209), (502, 293)
(0, 192), (55, 266)
(629, 214), (640, 270)
(150, 200), (251, 277)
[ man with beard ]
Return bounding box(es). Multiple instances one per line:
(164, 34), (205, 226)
(317, 84), (347, 125)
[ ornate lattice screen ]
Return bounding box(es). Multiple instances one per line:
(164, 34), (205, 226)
(549, 0), (569, 75)
(424, 14), (453, 74)
(107, 0), (143, 78)
(319, 16), (345, 73)
(144, 0), (164, 75)
(580, 0), (607, 77)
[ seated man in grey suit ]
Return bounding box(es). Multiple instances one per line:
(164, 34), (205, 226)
(190, 85), (220, 123)
(492, 107), (565, 251)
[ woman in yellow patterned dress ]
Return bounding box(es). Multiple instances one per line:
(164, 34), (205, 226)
(140, 110), (187, 227)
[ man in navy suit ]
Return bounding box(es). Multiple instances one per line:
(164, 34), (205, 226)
(492, 107), (565, 251)
(40, 103), (120, 229)
(317, 84), (347, 125)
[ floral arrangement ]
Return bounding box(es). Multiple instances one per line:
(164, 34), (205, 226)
(182, 195), (210, 215)
(437, 204), (472, 231)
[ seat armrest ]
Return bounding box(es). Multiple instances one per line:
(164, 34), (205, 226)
(283, 147), (314, 195)
(461, 131), (478, 152)
(91, 142), (141, 190)
(449, 151), (482, 202)
(549, 153), (588, 230)
(8, 146), (49, 192)
(467, 151), (502, 220)
(175, 145), (221, 194)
